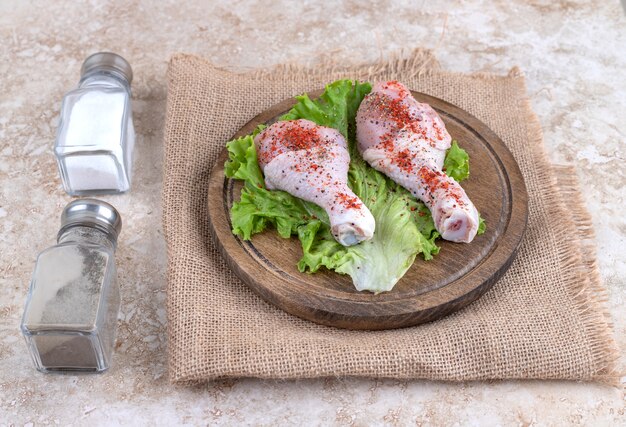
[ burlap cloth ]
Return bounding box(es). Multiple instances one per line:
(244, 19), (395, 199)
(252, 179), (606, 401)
(162, 50), (619, 384)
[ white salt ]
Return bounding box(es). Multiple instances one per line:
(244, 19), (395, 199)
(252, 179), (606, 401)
(63, 90), (125, 149)
(64, 154), (122, 191)
(58, 90), (131, 192)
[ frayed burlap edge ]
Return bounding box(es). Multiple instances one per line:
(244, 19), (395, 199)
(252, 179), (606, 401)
(553, 166), (621, 385)
(507, 73), (620, 385)
(168, 48), (439, 86)
(250, 48), (440, 82)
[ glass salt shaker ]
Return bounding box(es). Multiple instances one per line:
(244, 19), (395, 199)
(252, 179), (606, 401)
(54, 52), (135, 195)
(21, 199), (122, 373)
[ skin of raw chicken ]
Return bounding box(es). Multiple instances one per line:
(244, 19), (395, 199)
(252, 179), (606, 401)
(254, 119), (375, 246)
(356, 81), (479, 243)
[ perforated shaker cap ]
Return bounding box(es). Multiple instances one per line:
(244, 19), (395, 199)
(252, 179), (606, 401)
(60, 198), (122, 240)
(80, 52), (133, 84)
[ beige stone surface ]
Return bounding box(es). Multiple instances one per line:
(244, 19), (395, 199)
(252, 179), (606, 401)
(0, 0), (624, 425)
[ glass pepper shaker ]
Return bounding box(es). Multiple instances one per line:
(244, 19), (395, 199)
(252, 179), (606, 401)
(54, 52), (135, 195)
(20, 199), (122, 373)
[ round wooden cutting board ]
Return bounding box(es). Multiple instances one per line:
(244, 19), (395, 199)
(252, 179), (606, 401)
(207, 90), (528, 330)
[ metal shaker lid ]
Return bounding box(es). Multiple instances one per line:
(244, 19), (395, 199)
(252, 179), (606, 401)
(80, 52), (133, 84)
(60, 198), (122, 239)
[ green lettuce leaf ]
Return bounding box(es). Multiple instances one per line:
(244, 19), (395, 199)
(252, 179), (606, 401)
(478, 215), (486, 235)
(443, 140), (469, 182)
(225, 79), (481, 293)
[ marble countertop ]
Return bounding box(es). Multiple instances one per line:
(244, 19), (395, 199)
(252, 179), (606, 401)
(1, 0), (625, 424)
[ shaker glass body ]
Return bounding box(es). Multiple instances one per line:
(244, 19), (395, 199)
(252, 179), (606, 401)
(21, 225), (121, 373)
(54, 54), (135, 195)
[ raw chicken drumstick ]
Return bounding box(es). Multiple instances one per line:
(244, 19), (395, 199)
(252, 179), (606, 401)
(356, 81), (479, 243)
(254, 119), (375, 246)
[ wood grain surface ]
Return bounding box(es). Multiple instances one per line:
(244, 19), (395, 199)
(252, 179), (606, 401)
(207, 90), (528, 330)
